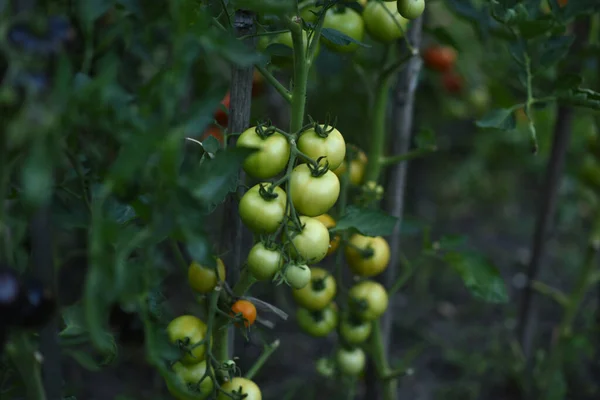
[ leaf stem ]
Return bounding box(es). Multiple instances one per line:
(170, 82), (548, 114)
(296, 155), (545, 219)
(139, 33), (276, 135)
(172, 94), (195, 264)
(244, 340), (280, 380)
(255, 64), (292, 103)
(379, 146), (436, 167)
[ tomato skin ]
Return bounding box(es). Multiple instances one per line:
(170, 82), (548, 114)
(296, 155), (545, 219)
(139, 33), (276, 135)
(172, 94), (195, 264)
(363, 1), (410, 43)
(297, 125), (346, 170)
(188, 258), (226, 293)
(348, 280), (389, 321)
(322, 7), (365, 53)
(290, 164), (340, 217)
(214, 92), (230, 127)
(396, 0), (425, 20)
(442, 70), (463, 94)
(218, 377), (262, 400)
(301, 5), (321, 23)
(313, 214), (340, 256)
(336, 347), (366, 375)
(333, 147), (367, 186)
(247, 242), (283, 281)
(230, 300), (257, 327)
(167, 315), (208, 364)
(236, 127), (290, 179)
(422, 46), (457, 73)
(239, 183), (287, 234)
(340, 316), (372, 344)
(167, 361), (213, 400)
(292, 266), (336, 311)
(345, 234), (390, 277)
(296, 303), (338, 337)
(284, 264), (311, 289)
(289, 216), (331, 264)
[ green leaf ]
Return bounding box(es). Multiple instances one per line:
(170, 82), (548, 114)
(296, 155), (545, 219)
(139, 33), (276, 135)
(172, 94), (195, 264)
(555, 73), (582, 92)
(414, 128), (436, 149)
(332, 206), (399, 237)
(232, 0), (295, 14)
(320, 28), (370, 48)
(202, 29), (267, 67)
(184, 233), (215, 268)
(265, 43), (294, 58)
(202, 135), (221, 154)
(424, 27), (461, 51)
(537, 36), (574, 71)
(517, 19), (556, 39)
(444, 252), (509, 303)
(476, 108), (517, 130)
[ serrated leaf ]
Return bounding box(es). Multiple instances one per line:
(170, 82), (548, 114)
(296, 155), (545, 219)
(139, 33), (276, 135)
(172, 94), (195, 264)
(444, 252), (508, 303)
(321, 28), (370, 48)
(476, 108), (517, 130)
(331, 206), (398, 237)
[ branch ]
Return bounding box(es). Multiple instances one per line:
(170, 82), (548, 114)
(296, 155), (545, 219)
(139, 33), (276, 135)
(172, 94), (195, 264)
(379, 146), (436, 167)
(244, 340), (280, 380)
(254, 64), (292, 103)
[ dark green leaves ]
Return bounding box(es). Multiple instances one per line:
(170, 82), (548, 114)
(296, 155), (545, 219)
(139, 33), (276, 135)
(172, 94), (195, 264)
(231, 0), (295, 15)
(444, 252), (509, 303)
(331, 206), (399, 237)
(476, 108), (517, 130)
(320, 28), (370, 48)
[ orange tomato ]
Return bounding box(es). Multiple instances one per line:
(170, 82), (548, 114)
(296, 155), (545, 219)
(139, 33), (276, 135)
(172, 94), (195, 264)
(557, 0), (568, 7)
(441, 70), (463, 94)
(215, 92), (230, 127)
(313, 214), (340, 256)
(201, 124), (224, 144)
(422, 46), (457, 73)
(251, 70), (264, 98)
(230, 300), (257, 328)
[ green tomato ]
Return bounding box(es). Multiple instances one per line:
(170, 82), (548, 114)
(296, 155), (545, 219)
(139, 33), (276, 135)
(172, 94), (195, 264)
(290, 164), (340, 217)
(363, 1), (410, 43)
(300, 4), (321, 23)
(297, 125), (347, 170)
(292, 266), (336, 310)
(322, 7), (365, 53)
(289, 216), (331, 263)
(239, 183), (287, 234)
(261, 30), (321, 68)
(247, 242), (283, 281)
(340, 316), (372, 344)
(166, 361), (213, 400)
(166, 315), (207, 365)
(348, 280), (388, 321)
(336, 347), (366, 376)
(468, 87), (490, 116)
(296, 303), (338, 337)
(237, 126), (290, 179)
(188, 258), (226, 294)
(315, 357), (336, 378)
(396, 0), (425, 20)
(284, 264), (311, 289)
(218, 377), (262, 400)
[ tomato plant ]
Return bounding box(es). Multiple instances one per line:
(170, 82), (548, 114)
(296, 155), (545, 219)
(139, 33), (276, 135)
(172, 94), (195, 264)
(396, 0), (425, 20)
(239, 183), (287, 234)
(345, 234), (390, 277)
(296, 303), (338, 337)
(288, 216), (331, 263)
(339, 315), (372, 344)
(237, 124), (290, 179)
(442, 70), (463, 94)
(283, 264), (311, 289)
(321, 7), (365, 53)
(167, 315), (208, 365)
(292, 267), (336, 310)
(188, 258), (226, 294)
(348, 280), (389, 321)
(290, 164), (340, 217)
(363, 1), (410, 43)
(214, 92), (230, 127)
(247, 242), (283, 281)
(336, 347), (366, 376)
(297, 123), (347, 170)
(422, 45), (457, 73)
(231, 300), (257, 328)
(167, 361), (214, 400)
(313, 213), (341, 256)
(333, 146), (368, 186)
(218, 377), (262, 400)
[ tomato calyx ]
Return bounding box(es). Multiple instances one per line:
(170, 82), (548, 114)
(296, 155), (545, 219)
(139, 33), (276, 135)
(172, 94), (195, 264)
(307, 156), (331, 177)
(309, 115), (338, 139)
(347, 242), (375, 259)
(349, 296), (369, 314)
(257, 183), (282, 201)
(253, 120), (277, 139)
(311, 276), (328, 292)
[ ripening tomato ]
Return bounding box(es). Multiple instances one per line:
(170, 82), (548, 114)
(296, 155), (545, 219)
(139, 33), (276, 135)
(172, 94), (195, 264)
(396, 0), (425, 20)
(422, 46), (457, 73)
(167, 315), (208, 364)
(333, 147), (367, 186)
(313, 214), (340, 256)
(247, 242), (283, 281)
(296, 302), (338, 337)
(284, 264), (311, 289)
(167, 361), (213, 400)
(237, 126), (290, 179)
(297, 125), (346, 170)
(345, 234), (390, 277)
(289, 216), (331, 264)
(340, 315), (372, 344)
(214, 92), (230, 127)
(348, 280), (389, 321)
(200, 124), (224, 144)
(442, 70), (463, 94)
(363, 1), (410, 43)
(322, 7), (365, 53)
(252, 69), (264, 97)
(292, 266), (336, 310)
(336, 347), (366, 376)
(230, 300), (257, 328)
(558, 0), (568, 7)
(239, 183), (287, 234)
(218, 377), (262, 400)
(188, 258), (226, 293)
(290, 164), (340, 217)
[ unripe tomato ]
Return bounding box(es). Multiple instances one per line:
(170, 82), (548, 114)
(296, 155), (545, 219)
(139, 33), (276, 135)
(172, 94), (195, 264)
(297, 125), (346, 170)
(422, 46), (457, 73)
(247, 242), (283, 281)
(188, 258), (226, 293)
(292, 267), (336, 310)
(167, 361), (213, 400)
(236, 126), (290, 179)
(340, 316), (372, 344)
(333, 147), (367, 186)
(468, 87), (490, 116)
(230, 299), (257, 327)
(218, 377), (262, 400)
(322, 7), (365, 53)
(296, 302), (338, 337)
(397, 0), (425, 20)
(348, 280), (388, 321)
(284, 264), (311, 289)
(336, 347), (366, 375)
(315, 357), (336, 378)
(289, 216), (331, 263)
(239, 183), (287, 234)
(363, 1), (410, 43)
(214, 92), (230, 127)
(313, 214), (340, 256)
(442, 70), (463, 94)
(167, 315), (208, 364)
(345, 234), (390, 277)
(290, 164), (340, 217)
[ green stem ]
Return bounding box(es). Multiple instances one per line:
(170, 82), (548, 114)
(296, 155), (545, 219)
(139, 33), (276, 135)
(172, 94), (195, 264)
(369, 320), (396, 400)
(523, 47), (538, 153)
(255, 64), (292, 103)
(6, 336), (47, 400)
(364, 73), (394, 183)
(284, 18), (309, 133)
(379, 147), (437, 167)
(245, 340), (280, 380)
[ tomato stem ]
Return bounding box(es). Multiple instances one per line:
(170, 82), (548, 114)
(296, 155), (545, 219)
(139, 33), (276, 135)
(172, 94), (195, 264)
(244, 339), (280, 380)
(364, 73), (393, 183)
